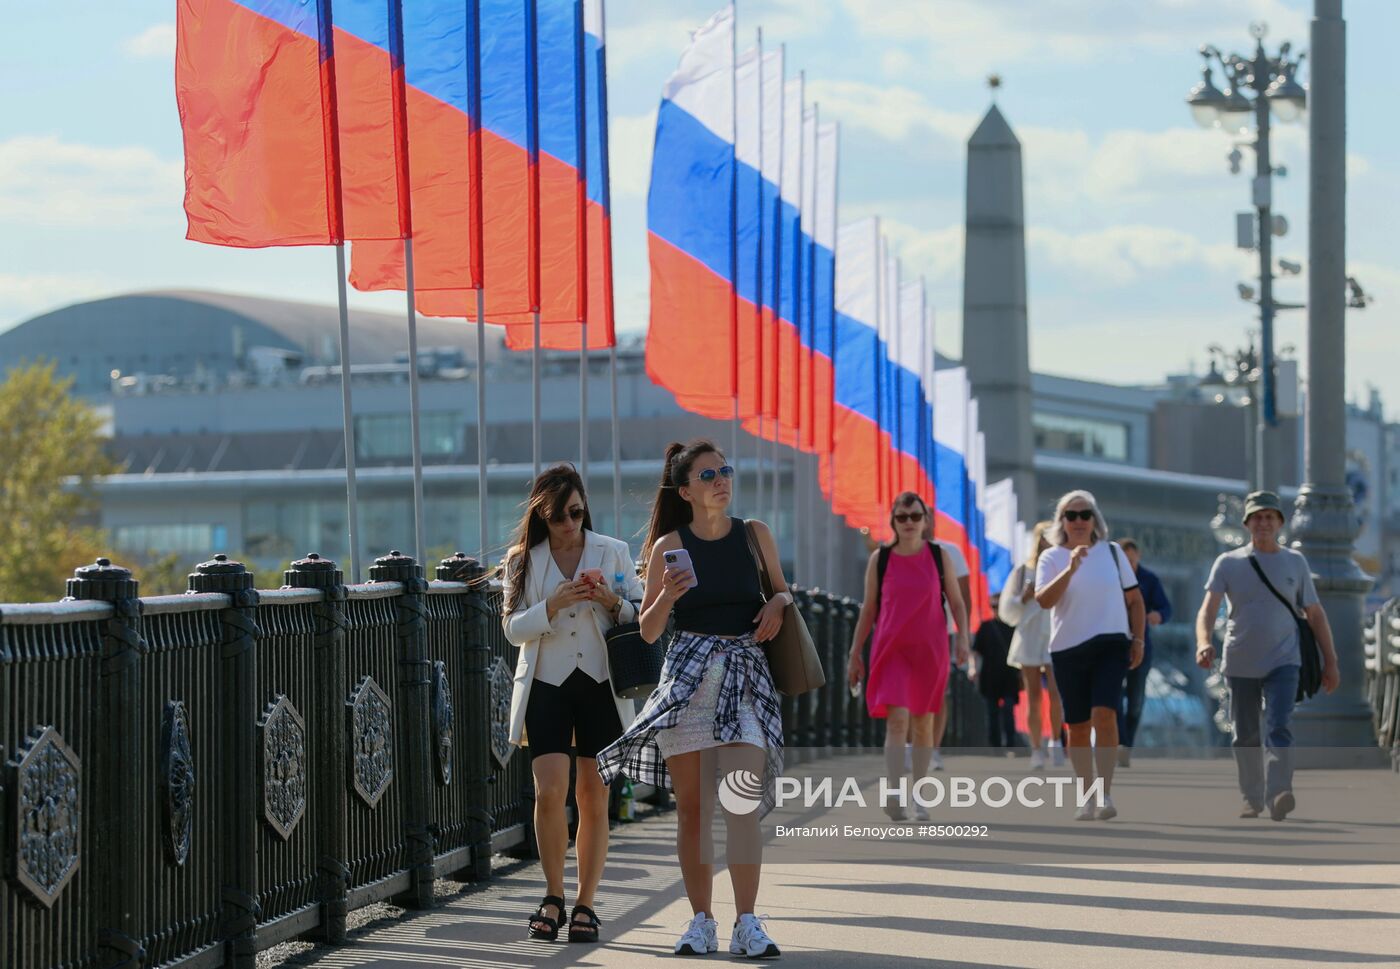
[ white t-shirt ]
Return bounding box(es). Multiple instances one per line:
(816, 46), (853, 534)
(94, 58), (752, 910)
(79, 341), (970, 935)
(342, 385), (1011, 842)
(1035, 541), (1138, 653)
(940, 542), (969, 631)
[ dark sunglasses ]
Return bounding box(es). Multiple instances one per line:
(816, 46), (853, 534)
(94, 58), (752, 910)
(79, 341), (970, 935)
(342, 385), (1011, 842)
(893, 511), (925, 524)
(550, 506), (587, 523)
(693, 465), (735, 484)
(1062, 509), (1095, 522)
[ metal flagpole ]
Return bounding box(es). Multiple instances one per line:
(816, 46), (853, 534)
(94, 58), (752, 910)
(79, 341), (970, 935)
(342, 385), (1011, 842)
(731, 404), (740, 510)
(533, 314), (542, 477)
(334, 244), (362, 581)
(770, 434), (779, 543)
(609, 342), (622, 539)
(404, 238), (427, 562)
(580, 324), (589, 484)
(476, 290), (489, 563)
(755, 417), (765, 516)
(826, 450), (837, 592)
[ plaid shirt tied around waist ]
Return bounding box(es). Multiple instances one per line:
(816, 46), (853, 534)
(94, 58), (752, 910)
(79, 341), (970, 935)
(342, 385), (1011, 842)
(596, 630), (786, 817)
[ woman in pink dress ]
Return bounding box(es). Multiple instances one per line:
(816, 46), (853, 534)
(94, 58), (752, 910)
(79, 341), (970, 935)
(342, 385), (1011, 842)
(846, 492), (971, 820)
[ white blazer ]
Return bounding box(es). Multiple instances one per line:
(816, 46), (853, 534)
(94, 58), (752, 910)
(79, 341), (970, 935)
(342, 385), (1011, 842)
(502, 530), (645, 748)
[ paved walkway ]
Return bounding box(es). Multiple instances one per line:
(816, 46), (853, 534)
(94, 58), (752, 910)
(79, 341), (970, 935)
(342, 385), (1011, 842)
(268, 756), (1400, 969)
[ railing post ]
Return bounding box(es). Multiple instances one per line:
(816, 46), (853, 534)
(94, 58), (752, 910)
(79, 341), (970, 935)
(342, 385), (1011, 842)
(67, 558), (146, 969)
(438, 553), (493, 881)
(284, 553), (350, 943)
(369, 551), (435, 908)
(186, 555), (260, 968)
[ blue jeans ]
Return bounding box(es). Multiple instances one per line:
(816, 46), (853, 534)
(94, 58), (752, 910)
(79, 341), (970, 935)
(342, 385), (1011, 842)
(1118, 641), (1153, 748)
(1227, 664), (1300, 807)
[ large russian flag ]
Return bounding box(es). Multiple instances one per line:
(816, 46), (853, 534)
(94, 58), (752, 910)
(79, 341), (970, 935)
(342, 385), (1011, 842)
(646, 5), (737, 420)
(896, 278), (934, 502)
(773, 74), (805, 434)
(734, 43), (765, 419)
(178, 0), (345, 247)
(821, 217), (889, 534)
(810, 119), (839, 456)
(794, 103), (818, 449)
(933, 367), (975, 577)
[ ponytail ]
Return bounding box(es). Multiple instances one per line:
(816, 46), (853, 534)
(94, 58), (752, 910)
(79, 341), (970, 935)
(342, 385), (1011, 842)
(641, 439), (722, 572)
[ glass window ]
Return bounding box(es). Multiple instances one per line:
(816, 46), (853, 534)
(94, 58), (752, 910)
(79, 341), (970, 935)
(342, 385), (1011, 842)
(113, 523), (224, 556)
(1033, 412), (1129, 462)
(355, 412), (461, 460)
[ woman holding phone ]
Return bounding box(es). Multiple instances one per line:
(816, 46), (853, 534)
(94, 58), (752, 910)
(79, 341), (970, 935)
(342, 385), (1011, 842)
(501, 464), (644, 943)
(596, 440), (787, 959)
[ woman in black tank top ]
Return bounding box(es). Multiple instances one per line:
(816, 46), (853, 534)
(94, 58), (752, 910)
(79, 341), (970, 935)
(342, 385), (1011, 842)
(595, 440), (789, 958)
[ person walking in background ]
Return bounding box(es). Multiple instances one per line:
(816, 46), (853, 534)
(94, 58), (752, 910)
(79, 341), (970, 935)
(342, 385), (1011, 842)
(1195, 491), (1340, 821)
(847, 492), (970, 821)
(596, 440), (787, 959)
(1115, 538), (1172, 766)
(1035, 491), (1145, 820)
(501, 465), (645, 943)
(971, 593), (1021, 750)
(999, 521), (1065, 770)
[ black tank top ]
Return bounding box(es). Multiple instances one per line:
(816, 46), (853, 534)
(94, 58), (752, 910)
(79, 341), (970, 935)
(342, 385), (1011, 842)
(671, 517), (766, 636)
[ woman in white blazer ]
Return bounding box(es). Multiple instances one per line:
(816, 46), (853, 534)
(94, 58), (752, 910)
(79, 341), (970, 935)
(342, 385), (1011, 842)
(501, 464), (644, 945)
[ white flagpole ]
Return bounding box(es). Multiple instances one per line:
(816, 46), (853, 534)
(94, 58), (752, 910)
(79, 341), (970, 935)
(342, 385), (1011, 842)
(476, 289), (489, 563)
(404, 238), (426, 562)
(533, 313), (542, 477)
(609, 342), (622, 539)
(755, 416), (765, 515)
(580, 326), (589, 484)
(334, 244), (362, 581)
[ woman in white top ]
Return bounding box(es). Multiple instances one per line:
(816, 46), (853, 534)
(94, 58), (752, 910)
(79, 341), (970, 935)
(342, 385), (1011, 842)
(1034, 490), (1145, 820)
(998, 520), (1064, 770)
(501, 464), (644, 943)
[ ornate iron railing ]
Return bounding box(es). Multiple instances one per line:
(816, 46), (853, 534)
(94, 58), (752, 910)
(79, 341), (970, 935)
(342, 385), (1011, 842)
(1, 552), (880, 969)
(1364, 598), (1400, 771)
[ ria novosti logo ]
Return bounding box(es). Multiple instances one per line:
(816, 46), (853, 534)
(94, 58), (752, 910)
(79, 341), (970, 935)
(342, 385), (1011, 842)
(717, 769), (767, 815)
(719, 772), (1108, 812)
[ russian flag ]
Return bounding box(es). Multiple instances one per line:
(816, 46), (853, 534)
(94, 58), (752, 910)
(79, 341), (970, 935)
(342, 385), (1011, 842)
(178, 0), (344, 247)
(984, 477), (1017, 595)
(795, 103), (818, 449)
(734, 43), (764, 419)
(774, 73), (805, 434)
(896, 278), (934, 502)
(757, 47), (784, 422)
(810, 119), (839, 456)
(821, 217), (889, 533)
(933, 367), (975, 580)
(967, 401), (992, 624)
(645, 5), (737, 420)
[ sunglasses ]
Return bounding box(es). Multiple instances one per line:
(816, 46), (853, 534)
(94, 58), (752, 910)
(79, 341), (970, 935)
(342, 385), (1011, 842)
(693, 465), (735, 484)
(893, 511), (925, 524)
(1061, 509), (1095, 522)
(550, 506), (587, 523)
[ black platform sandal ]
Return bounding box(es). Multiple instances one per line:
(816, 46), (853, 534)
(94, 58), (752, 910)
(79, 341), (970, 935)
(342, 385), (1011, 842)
(568, 904), (601, 943)
(527, 895), (565, 941)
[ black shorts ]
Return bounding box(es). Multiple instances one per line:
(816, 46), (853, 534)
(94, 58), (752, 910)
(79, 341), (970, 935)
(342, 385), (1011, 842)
(1050, 634), (1131, 725)
(524, 668), (624, 760)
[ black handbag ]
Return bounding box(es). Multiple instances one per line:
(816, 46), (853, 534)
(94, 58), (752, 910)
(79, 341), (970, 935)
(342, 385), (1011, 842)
(1249, 556), (1323, 702)
(606, 615), (664, 700)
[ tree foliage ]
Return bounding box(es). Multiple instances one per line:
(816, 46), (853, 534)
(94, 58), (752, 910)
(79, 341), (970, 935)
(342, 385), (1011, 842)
(0, 361), (114, 603)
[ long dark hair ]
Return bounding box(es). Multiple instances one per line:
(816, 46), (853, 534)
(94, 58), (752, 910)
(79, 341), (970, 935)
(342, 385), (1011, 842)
(641, 439), (723, 571)
(503, 463), (594, 613)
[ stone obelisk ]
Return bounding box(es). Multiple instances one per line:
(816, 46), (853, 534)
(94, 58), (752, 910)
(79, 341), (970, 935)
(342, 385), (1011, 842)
(961, 86), (1036, 518)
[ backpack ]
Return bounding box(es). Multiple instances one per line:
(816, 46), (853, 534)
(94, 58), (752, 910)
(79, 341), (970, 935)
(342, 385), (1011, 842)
(874, 540), (949, 623)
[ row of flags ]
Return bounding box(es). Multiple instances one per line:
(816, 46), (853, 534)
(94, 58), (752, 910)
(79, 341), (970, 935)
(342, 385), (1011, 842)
(644, 5), (1026, 621)
(178, 0), (617, 351)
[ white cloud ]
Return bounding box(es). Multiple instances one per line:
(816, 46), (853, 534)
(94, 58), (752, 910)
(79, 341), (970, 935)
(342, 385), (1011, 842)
(0, 135), (184, 227)
(805, 79), (976, 145)
(124, 23), (176, 60)
(1029, 224), (1251, 288)
(840, 0), (1309, 80)
(0, 272), (115, 329)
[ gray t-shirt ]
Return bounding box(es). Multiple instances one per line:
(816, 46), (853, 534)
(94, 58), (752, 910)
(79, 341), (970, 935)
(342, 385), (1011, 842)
(1205, 544), (1319, 678)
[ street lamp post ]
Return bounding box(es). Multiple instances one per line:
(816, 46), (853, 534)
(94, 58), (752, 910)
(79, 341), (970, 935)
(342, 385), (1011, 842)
(1187, 23), (1307, 492)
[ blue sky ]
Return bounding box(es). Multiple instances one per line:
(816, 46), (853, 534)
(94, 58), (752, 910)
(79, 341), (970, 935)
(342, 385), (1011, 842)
(2, 0), (1396, 416)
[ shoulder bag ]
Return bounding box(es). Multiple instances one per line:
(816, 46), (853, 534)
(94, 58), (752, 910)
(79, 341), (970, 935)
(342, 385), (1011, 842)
(742, 520), (826, 696)
(1248, 556), (1323, 702)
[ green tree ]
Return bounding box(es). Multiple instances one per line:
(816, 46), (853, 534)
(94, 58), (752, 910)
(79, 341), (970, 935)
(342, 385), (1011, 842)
(0, 361), (114, 603)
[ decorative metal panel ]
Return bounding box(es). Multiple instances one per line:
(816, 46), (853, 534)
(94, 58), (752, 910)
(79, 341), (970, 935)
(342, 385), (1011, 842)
(8, 725), (81, 907)
(258, 695), (307, 840)
(489, 657), (514, 769)
(348, 675), (393, 807)
(431, 660), (454, 786)
(160, 700), (196, 865)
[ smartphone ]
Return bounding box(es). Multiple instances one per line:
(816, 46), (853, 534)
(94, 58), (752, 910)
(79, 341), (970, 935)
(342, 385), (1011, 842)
(662, 548), (699, 588)
(579, 568), (605, 587)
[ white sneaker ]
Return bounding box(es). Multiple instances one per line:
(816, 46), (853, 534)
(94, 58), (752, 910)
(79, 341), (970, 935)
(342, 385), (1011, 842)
(1050, 743), (1067, 767)
(675, 911), (718, 955)
(930, 750), (945, 772)
(1096, 795), (1118, 821)
(1029, 748), (1047, 771)
(729, 913), (780, 959)
(1074, 801), (1098, 821)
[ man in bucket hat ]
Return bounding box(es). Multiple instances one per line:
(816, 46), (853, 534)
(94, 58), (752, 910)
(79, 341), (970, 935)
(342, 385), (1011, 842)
(1194, 491), (1340, 820)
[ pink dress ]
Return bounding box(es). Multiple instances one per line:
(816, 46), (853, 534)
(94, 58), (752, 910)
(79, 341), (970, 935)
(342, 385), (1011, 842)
(867, 544), (950, 718)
